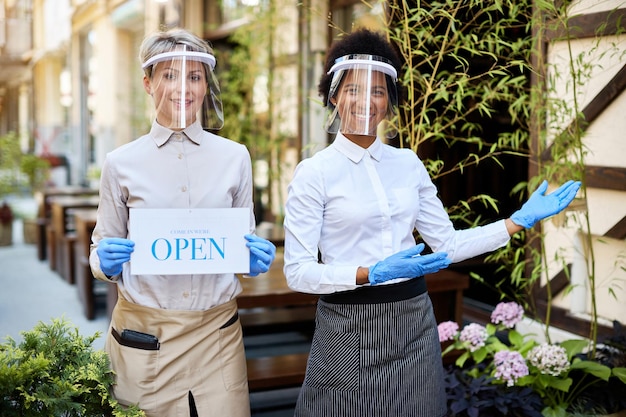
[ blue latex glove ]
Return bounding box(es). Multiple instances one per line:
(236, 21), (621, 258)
(511, 180), (581, 228)
(245, 234), (276, 276)
(96, 237), (135, 277)
(368, 243), (451, 285)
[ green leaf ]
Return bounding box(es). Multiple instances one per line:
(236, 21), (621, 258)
(559, 339), (589, 359)
(570, 359), (611, 381)
(545, 375), (572, 392)
(455, 351), (470, 368)
(612, 367), (626, 383)
(472, 346), (489, 363)
(508, 329), (524, 347)
(542, 405), (568, 417)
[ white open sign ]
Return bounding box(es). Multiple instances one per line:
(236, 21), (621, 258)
(129, 208), (250, 275)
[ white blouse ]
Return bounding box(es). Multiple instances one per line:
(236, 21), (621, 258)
(283, 132), (511, 294)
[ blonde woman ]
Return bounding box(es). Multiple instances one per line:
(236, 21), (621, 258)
(90, 28), (275, 417)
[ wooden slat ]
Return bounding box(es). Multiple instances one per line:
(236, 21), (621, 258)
(605, 216), (626, 240)
(584, 165), (626, 192)
(240, 306), (316, 337)
(532, 264), (571, 300)
(246, 353), (309, 392)
(541, 64), (626, 163)
(544, 9), (626, 40)
(535, 215), (626, 302)
(531, 301), (613, 340)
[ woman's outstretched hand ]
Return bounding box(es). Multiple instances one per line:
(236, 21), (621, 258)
(510, 180), (581, 229)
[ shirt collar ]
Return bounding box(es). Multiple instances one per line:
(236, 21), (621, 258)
(333, 132), (383, 163)
(150, 120), (204, 147)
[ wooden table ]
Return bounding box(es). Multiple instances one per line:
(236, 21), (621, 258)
(34, 186), (98, 261)
(237, 253), (469, 324)
(48, 195), (100, 283)
(237, 252), (318, 310)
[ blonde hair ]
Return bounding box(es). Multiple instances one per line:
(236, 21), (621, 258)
(139, 28), (214, 78)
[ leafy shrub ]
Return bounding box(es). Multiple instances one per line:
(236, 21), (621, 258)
(0, 318), (144, 416)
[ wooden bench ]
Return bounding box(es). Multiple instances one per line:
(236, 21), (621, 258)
(35, 186), (98, 261)
(73, 208), (99, 319)
(49, 195), (99, 283)
(246, 352), (309, 392)
(73, 208), (118, 320)
(427, 269), (469, 325)
(240, 305), (317, 337)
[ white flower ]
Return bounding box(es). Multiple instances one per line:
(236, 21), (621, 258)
(527, 343), (570, 376)
(459, 323), (488, 352)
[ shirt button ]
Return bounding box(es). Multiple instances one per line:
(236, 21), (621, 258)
(181, 186), (187, 192)
(178, 153), (183, 159)
(182, 291), (189, 298)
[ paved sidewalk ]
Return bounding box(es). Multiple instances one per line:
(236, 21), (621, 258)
(0, 220), (109, 350)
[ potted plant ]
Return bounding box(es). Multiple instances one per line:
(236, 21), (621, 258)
(0, 317), (144, 416)
(0, 201), (13, 246)
(19, 153), (50, 195)
(0, 131), (51, 245)
(18, 153), (50, 244)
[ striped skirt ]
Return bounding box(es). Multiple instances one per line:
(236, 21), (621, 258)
(294, 278), (447, 417)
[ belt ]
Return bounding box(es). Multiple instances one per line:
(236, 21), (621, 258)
(320, 277), (426, 305)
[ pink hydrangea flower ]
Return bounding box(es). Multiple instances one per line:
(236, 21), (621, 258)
(491, 301), (524, 328)
(459, 323), (488, 352)
(437, 321), (459, 343)
(493, 350), (529, 387)
(527, 343), (570, 376)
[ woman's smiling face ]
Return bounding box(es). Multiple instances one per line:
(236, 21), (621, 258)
(332, 69), (389, 138)
(144, 59), (208, 130)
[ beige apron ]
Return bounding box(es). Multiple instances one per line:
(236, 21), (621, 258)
(106, 290), (250, 417)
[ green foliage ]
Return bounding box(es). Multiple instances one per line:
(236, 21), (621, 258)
(380, 0), (532, 232)
(383, 0), (625, 356)
(0, 318), (144, 416)
(0, 132), (23, 197)
(20, 154), (50, 192)
(218, 3), (289, 222)
(388, 0), (531, 158)
(478, 1), (626, 350)
(0, 131), (50, 197)
(219, 29), (270, 160)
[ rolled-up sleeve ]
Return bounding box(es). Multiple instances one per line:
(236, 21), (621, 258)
(89, 155), (129, 282)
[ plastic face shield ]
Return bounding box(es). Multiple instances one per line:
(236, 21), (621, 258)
(142, 47), (224, 130)
(324, 54), (398, 138)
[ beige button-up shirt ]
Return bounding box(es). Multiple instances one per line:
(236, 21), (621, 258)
(89, 121), (255, 310)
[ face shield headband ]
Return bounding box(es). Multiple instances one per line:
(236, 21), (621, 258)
(324, 54), (399, 139)
(142, 47), (224, 130)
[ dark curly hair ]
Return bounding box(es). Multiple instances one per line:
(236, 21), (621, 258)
(318, 28), (403, 106)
